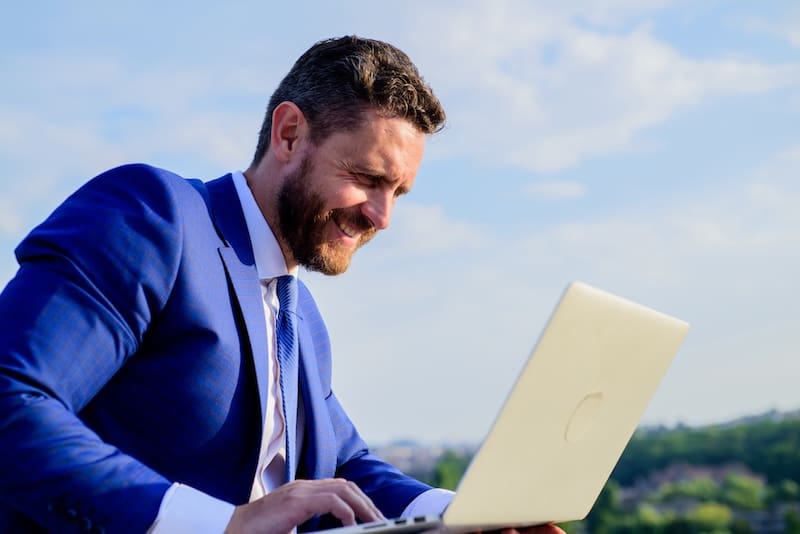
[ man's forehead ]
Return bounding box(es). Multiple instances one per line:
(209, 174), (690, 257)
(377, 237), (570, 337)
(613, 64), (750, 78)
(328, 118), (425, 172)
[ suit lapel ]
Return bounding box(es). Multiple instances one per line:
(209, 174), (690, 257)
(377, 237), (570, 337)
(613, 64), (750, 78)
(204, 174), (308, 484)
(205, 176), (270, 425)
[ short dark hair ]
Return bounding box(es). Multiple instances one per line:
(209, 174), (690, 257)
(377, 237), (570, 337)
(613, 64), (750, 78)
(251, 35), (446, 166)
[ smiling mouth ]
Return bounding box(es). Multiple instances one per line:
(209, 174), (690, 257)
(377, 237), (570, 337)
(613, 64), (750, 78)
(329, 209), (377, 247)
(333, 209), (374, 240)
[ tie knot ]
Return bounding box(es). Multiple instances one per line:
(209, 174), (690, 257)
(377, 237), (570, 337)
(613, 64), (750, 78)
(276, 275), (298, 315)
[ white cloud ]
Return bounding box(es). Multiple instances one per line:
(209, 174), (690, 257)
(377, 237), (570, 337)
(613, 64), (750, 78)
(411, 2), (800, 172)
(2, 50), (274, 159)
(378, 203), (488, 257)
(0, 54), (269, 249)
(524, 179), (587, 199)
(0, 202), (23, 238)
(741, 7), (800, 49)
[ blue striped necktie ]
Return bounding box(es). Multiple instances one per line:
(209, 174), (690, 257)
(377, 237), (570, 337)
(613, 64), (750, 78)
(276, 275), (299, 482)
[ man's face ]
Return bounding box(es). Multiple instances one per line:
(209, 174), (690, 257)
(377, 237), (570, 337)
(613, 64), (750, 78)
(277, 113), (426, 275)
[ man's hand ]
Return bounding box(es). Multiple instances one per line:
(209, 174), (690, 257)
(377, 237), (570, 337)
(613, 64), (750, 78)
(225, 478), (385, 534)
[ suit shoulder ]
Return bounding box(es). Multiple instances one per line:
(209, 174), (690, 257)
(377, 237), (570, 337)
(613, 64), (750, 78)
(49, 164), (216, 234)
(88, 163), (198, 201)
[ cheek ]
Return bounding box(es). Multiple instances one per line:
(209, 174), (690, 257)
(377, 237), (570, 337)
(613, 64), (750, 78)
(322, 184), (368, 211)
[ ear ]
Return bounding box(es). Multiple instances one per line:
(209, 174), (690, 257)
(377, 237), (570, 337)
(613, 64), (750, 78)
(270, 102), (309, 163)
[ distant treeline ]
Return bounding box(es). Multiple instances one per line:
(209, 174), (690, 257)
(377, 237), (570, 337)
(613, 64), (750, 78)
(425, 412), (800, 490)
(612, 414), (800, 486)
(422, 411), (800, 533)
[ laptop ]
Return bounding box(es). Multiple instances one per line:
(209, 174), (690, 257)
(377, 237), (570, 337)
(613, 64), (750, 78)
(326, 281), (689, 533)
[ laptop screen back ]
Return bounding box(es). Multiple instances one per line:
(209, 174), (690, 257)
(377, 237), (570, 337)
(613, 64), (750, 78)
(443, 282), (689, 528)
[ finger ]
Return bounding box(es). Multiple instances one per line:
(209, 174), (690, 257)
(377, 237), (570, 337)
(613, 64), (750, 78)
(317, 492), (358, 527)
(297, 478), (384, 523)
(328, 479), (385, 522)
(343, 480), (385, 521)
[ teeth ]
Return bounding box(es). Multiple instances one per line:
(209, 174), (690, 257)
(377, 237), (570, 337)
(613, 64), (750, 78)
(338, 221), (358, 238)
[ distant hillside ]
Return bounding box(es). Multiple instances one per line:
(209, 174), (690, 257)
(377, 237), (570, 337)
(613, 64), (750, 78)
(612, 409), (800, 487)
(375, 408), (800, 485)
(405, 409), (800, 533)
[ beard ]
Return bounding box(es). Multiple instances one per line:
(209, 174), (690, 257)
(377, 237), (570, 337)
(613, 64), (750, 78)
(277, 155), (377, 275)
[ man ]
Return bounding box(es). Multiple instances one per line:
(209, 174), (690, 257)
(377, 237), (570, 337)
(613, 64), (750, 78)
(0, 36), (563, 534)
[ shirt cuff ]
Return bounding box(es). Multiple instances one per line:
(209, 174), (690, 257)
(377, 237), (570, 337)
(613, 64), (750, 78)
(148, 482), (236, 534)
(400, 488), (455, 518)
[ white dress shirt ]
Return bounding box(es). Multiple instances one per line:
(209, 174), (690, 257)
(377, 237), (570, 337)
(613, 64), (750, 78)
(148, 172), (451, 532)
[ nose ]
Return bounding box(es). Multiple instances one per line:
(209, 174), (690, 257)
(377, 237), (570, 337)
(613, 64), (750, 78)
(362, 189), (394, 231)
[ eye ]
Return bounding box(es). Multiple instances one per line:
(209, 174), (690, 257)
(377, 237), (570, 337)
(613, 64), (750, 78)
(356, 172), (381, 187)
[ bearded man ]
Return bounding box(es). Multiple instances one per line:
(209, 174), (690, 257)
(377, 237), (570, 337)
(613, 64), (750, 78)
(0, 36), (564, 534)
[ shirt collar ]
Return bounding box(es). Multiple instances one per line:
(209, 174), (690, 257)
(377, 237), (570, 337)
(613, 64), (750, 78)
(231, 170), (298, 281)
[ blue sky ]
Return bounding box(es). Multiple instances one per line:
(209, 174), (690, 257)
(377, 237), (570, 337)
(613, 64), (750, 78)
(1, 1), (799, 444)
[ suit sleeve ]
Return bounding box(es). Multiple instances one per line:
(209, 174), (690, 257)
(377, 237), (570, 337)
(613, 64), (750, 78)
(295, 282), (434, 529)
(327, 392), (433, 520)
(0, 165), (185, 533)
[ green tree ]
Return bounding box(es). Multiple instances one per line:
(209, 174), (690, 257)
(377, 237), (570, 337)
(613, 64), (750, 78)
(556, 520), (584, 533)
(687, 502), (732, 531)
(610, 415), (800, 487)
(662, 517), (694, 534)
(633, 503), (667, 534)
(730, 517), (754, 534)
(657, 477), (719, 502)
(585, 480), (621, 534)
(431, 450), (470, 490)
(775, 479), (800, 502)
(720, 473), (765, 510)
(786, 508), (800, 534)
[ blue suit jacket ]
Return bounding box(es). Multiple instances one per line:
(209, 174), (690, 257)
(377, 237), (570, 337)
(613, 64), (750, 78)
(0, 164), (429, 533)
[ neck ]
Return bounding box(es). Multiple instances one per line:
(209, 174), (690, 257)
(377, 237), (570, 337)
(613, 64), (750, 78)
(243, 165), (298, 272)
